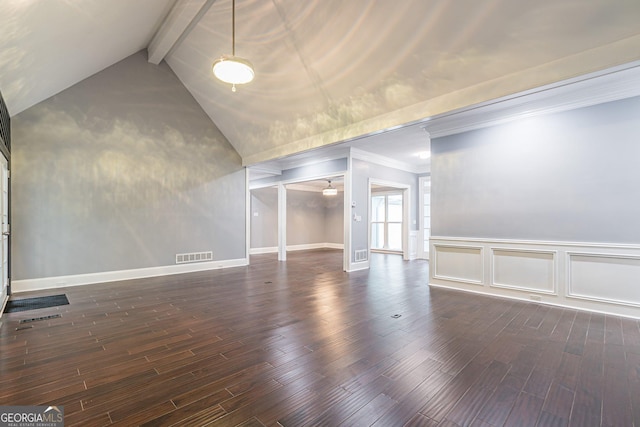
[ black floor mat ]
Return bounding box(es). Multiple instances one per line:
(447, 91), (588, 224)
(4, 294), (69, 313)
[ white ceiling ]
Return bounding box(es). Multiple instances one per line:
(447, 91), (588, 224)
(2, 0), (640, 169)
(0, 0), (175, 115)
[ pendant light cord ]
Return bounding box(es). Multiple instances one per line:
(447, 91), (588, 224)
(232, 0), (236, 56)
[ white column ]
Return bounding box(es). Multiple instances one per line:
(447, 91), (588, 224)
(277, 183), (287, 261)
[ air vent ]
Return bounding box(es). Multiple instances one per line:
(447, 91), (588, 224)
(354, 249), (368, 262)
(19, 314), (62, 324)
(176, 251), (213, 264)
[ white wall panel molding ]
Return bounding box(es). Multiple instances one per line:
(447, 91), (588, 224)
(566, 252), (640, 308)
(12, 258), (249, 293)
(490, 248), (557, 295)
(430, 236), (640, 250)
(432, 244), (484, 285)
(430, 237), (640, 319)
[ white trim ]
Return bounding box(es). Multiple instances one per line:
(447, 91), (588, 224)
(0, 294), (8, 320)
(277, 183), (287, 261)
(430, 236), (640, 319)
(347, 260), (370, 272)
(351, 148), (424, 174)
(424, 61), (640, 139)
(248, 165), (282, 177)
(245, 167), (251, 264)
(428, 282), (640, 321)
(250, 246), (278, 255)
(344, 156), (353, 272)
(418, 176), (431, 260)
(324, 243), (344, 250)
(249, 170), (349, 190)
(12, 258), (249, 293)
(430, 235), (640, 251)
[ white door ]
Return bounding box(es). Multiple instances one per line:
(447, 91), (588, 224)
(0, 155), (8, 306)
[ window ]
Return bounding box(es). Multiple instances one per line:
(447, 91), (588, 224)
(371, 193), (403, 252)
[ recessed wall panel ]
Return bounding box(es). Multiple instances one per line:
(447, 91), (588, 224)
(492, 249), (555, 294)
(433, 244), (483, 284)
(568, 253), (640, 307)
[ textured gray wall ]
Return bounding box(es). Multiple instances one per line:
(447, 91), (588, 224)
(12, 51), (246, 280)
(431, 96), (640, 243)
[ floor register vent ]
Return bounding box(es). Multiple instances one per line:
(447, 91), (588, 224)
(354, 249), (368, 262)
(176, 251), (213, 264)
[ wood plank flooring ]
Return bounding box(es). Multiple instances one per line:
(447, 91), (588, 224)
(1, 249), (639, 426)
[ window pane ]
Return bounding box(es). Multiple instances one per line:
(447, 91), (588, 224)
(372, 196), (385, 222)
(371, 223), (385, 249)
(388, 194), (403, 222)
(388, 223), (402, 250)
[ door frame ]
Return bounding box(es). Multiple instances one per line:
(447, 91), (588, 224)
(418, 175), (431, 260)
(0, 153), (9, 315)
(368, 178), (410, 260)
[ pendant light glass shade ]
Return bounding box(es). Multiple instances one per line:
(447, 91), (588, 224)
(213, 55), (254, 84)
(213, 0), (254, 90)
(323, 181), (338, 196)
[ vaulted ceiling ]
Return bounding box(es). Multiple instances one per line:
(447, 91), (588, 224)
(2, 0), (640, 166)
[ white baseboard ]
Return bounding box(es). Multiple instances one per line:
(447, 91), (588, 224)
(12, 258), (249, 294)
(0, 294), (7, 321)
(430, 236), (640, 319)
(249, 247), (278, 255)
(250, 243), (344, 255)
(347, 260), (370, 272)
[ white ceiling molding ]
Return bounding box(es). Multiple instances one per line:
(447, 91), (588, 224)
(286, 181), (344, 193)
(148, 0), (217, 65)
(424, 61), (640, 139)
(350, 148), (428, 175)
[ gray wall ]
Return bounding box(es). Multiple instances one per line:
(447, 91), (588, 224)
(351, 159), (420, 254)
(324, 192), (344, 244)
(250, 187), (278, 248)
(287, 190), (329, 245)
(12, 50), (246, 280)
(431, 95), (640, 243)
(250, 187), (344, 248)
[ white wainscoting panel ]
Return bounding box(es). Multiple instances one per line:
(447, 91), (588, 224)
(491, 248), (556, 294)
(430, 237), (640, 319)
(433, 244), (483, 285)
(567, 252), (640, 307)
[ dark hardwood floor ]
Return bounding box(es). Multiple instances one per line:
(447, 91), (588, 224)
(1, 249), (639, 426)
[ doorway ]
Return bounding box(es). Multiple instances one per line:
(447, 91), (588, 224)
(368, 180), (410, 260)
(371, 192), (403, 252)
(249, 175), (348, 271)
(1, 154), (8, 311)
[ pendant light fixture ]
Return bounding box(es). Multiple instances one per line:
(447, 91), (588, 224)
(212, 0), (254, 92)
(323, 180), (338, 196)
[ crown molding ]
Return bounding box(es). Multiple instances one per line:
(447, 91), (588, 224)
(350, 148), (427, 174)
(424, 61), (640, 139)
